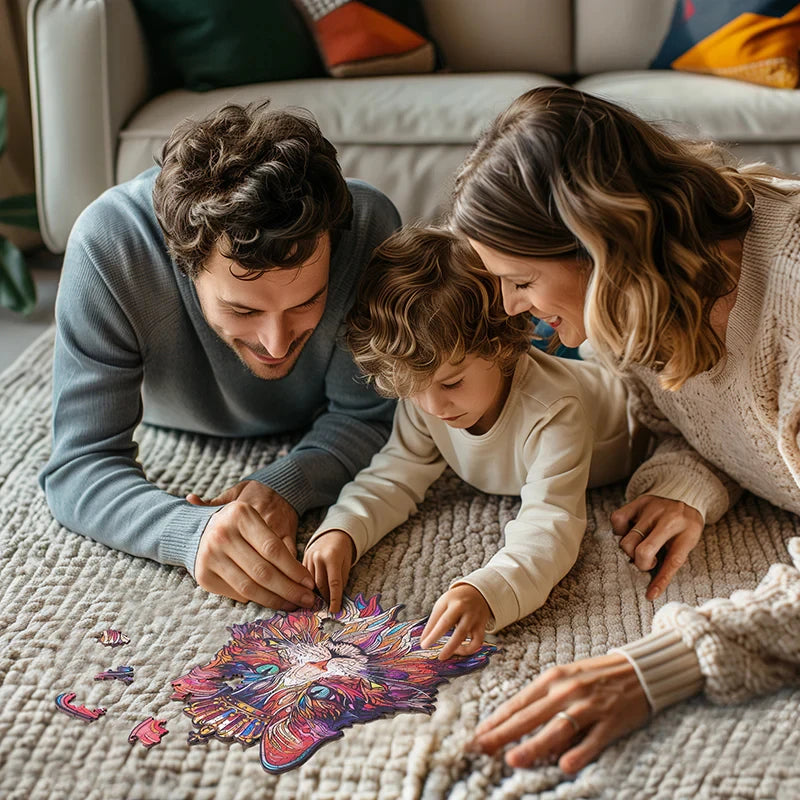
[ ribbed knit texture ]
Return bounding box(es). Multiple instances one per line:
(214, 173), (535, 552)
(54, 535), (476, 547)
(2, 331), (799, 800)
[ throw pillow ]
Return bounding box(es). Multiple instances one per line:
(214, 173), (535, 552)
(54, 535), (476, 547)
(132, 0), (326, 92)
(293, 0), (438, 78)
(651, 0), (800, 88)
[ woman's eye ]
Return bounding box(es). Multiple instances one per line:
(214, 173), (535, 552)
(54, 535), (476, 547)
(514, 282), (531, 291)
(442, 379), (463, 390)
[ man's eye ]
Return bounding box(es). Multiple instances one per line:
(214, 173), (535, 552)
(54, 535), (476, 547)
(231, 309), (257, 317)
(442, 379), (463, 390)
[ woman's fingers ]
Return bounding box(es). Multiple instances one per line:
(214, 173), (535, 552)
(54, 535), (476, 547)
(474, 678), (548, 738)
(557, 719), (616, 774)
(609, 495), (649, 537)
(646, 532), (698, 600)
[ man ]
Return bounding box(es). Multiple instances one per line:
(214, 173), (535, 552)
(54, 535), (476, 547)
(40, 103), (399, 609)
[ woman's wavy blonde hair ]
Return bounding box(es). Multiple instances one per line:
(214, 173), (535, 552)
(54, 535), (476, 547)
(346, 227), (533, 397)
(450, 86), (797, 390)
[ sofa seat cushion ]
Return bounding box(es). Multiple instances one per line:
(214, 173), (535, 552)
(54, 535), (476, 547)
(116, 73), (565, 223)
(575, 70), (800, 143)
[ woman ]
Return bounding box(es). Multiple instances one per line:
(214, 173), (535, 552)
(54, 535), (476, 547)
(450, 86), (800, 774)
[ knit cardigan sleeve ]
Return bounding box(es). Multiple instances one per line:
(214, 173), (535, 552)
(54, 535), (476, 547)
(617, 537), (800, 711)
(623, 374), (743, 524)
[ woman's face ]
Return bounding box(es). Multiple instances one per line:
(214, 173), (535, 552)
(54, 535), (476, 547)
(468, 239), (589, 348)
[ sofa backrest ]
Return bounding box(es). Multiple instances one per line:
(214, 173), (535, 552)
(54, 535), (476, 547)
(574, 0), (676, 73)
(422, 0), (573, 75)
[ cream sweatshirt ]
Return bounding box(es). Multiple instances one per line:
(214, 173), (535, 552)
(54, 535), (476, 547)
(309, 348), (632, 632)
(616, 183), (800, 711)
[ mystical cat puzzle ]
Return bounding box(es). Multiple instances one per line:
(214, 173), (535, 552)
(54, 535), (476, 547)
(171, 593), (496, 773)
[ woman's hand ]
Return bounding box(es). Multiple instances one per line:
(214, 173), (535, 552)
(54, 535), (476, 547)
(611, 494), (704, 600)
(302, 530), (355, 613)
(419, 584), (492, 660)
(468, 652), (650, 773)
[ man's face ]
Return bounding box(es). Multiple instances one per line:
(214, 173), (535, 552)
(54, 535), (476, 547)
(194, 235), (330, 380)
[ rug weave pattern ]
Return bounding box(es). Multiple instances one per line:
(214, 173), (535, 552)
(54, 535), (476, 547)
(1, 330), (799, 800)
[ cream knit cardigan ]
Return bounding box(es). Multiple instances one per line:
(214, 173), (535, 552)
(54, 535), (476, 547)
(616, 183), (800, 711)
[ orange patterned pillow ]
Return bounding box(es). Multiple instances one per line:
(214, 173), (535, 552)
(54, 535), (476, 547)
(652, 0), (800, 88)
(294, 0), (438, 78)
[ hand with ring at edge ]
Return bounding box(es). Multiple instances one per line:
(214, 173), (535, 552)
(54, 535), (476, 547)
(467, 652), (650, 773)
(610, 493), (704, 600)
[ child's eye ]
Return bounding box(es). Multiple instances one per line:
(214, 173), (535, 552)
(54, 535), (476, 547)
(442, 379), (463, 390)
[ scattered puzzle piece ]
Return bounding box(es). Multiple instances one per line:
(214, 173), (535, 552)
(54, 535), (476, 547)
(55, 692), (106, 722)
(94, 665), (134, 684)
(129, 717), (169, 748)
(92, 629), (130, 647)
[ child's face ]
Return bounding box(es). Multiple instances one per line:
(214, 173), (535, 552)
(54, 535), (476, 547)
(409, 355), (510, 435)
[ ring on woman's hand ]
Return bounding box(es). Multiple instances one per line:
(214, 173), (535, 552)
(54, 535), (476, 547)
(554, 710), (581, 735)
(630, 527), (646, 539)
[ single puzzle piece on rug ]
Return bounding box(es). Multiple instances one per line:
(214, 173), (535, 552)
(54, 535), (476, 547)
(171, 593), (496, 773)
(94, 665), (135, 684)
(129, 717), (169, 748)
(92, 629), (130, 647)
(55, 692), (107, 722)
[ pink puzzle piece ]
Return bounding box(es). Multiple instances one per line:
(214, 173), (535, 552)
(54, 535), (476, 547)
(55, 692), (106, 722)
(129, 717), (169, 748)
(92, 629), (130, 647)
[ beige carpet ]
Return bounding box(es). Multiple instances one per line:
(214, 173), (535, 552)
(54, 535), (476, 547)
(1, 329), (799, 800)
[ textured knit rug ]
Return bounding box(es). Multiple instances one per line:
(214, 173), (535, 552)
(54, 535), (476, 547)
(1, 329), (799, 800)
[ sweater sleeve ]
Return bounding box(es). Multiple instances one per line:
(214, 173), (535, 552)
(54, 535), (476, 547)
(307, 401), (447, 560)
(39, 243), (219, 574)
(455, 397), (592, 633)
(616, 537), (800, 712)
(246, 337), (396, 515)
(624, 374), (743, 524)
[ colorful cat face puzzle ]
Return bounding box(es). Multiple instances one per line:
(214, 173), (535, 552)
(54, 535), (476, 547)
(92, 629), (130, 647)
(129, 717), (169, 748)
(171, 593), (495, 773)
(55, 692), (107, 722)
(94, 665), (134, 684)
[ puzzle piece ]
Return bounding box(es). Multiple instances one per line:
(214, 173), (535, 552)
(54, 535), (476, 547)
(55, 692), (106, 722)
(94, 665), (134, 684)
(92, 629), (130, 647)
(129, 717), (169, 748)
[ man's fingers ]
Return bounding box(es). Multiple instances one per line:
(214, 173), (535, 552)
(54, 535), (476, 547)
(204, 556), (298, 609)
(186, 493), (211, 506)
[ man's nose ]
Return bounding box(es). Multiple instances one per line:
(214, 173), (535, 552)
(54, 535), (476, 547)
(257, 315), (292, 358)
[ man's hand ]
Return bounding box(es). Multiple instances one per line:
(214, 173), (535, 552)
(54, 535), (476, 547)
(302, 530), (356, 613)
(188, 480), (299, 554)
(419, 584), (492, 660)
(611, 494), (704, 600)
(189, 482), (315, 608)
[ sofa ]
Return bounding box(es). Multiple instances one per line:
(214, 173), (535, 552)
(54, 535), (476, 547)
(28, 0), (800, 253)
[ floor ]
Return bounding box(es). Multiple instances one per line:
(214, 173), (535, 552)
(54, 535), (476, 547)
(0, 248), (61, 373)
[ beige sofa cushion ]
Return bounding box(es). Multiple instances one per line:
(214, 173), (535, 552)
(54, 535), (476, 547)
(117, 73), (566, 224)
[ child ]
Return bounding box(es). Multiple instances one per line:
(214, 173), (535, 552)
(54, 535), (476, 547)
(303, 228), (634, 659)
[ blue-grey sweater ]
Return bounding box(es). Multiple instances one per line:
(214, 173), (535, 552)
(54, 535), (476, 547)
(40, 167), (399, 574)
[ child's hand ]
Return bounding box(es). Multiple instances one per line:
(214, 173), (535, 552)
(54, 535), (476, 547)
(419, 584), (492, 660)
(302, 530), (356, 613)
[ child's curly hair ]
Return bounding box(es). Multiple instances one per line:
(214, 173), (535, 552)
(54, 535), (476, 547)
(346, 227), (533, 398)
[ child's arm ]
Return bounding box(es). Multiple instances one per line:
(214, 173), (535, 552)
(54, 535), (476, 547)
(459, 397), (594, 633)
(304, 401), (447, 605)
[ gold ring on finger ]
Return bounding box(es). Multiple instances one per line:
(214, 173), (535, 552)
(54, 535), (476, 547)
(630, 527), (646, 540)
(554, 710), (581, 735)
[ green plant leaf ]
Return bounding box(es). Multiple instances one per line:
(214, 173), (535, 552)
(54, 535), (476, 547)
(0, 194), (39, 230)
(0, 236), (37, 314)
(0, 88), (6, 157)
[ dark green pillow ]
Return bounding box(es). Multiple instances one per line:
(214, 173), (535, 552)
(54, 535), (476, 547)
(132, 0), (326, 92)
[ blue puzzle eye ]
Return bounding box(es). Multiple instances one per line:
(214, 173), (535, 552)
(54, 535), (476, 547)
(256, 663), (279, 675)
(308, 685), (331, 699)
